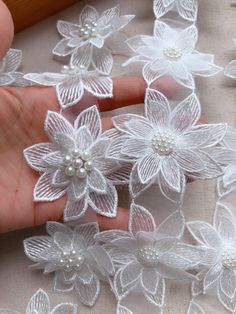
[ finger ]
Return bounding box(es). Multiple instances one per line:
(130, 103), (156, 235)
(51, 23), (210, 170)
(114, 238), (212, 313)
(98, 76), (178, 112)
(97, 207), (129, 231)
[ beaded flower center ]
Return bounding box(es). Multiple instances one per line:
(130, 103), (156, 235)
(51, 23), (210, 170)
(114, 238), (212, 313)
(163, 47), (182, 60)
(152, 131), (175, 155)
(61, 64), (86, 75)
(63, 149), (94, 179)
(59, 249), (85, 272)
(221, 247), (236, 270)
(77, 21), (98, 41)
(136, 247), (159, 267)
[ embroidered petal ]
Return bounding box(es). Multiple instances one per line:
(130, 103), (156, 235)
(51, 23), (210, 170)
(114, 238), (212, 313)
(54, 232), (72, 253)
(144, 278), (165, 307)
(75, 126), (93, 151)
(56, 78), (83, 109)
(70, 44), (92, 68)
(45, 111), (74, 140)
(51, 303), (77, 314)
(129, 163), (152, 198)
(187, 301), (205, 314)
(43, 151), (63, 168)
(76, 263), (94, 284)
(161, 157), (181, 191)
(138, 154), (161, 184)
(75, 275), (100, 307)
(34, 173), (66, 202)
(57, 20), (80, 37)
(156, 210), (185, 238)
(88, 245), (114, 276)
(120, 260), (142, 287)
(24, 73), (65, 86)
(64, 197), (88, 221)
(79, 5), (99, 25)
(88, 168), (107, 193)
(129, 203), (156, 235)
(2, 49), (22, 72)
(203, 263), (222, 292)
(53, 38), (75, 56)
(214, 202), (236, 242)
(220, 269), (236, 299)
(46, 222), (72, 237)
(26, 289), (50, 314)
(0, 73), (14, 85)
(52, 169), (70, 187)
(177, 25), (198, 54)
(82, 76), (113, 98)
(72, 177), (87, 199)
(92, 46), (113, 75)
(141, 268), (159, 294)
(54, 272), (74, 292)
(173, 149), (205, 173)
(121, 138), (151, 158)
(23, 236), (53, 262)
(153, 0), (168, 19)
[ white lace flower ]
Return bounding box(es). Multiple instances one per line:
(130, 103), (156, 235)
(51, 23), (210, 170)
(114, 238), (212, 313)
(24, 106), (129, 221)
(96, 204), (199, 307)
(187, 202), (236, 312)
(0, 288), (77, 314)
(187, 300), (205, 314)
(211, 127), (236, 196)
(107, 89), (225, 202)
(124, 21), (222, 89)
(0, 48), (29, 86)
(24, 66), (113, 109)
(52, 5), (134, 75)
(24, 222), (114, 307)
(224, 39), (236, 79)
(153, 0), (198, 22)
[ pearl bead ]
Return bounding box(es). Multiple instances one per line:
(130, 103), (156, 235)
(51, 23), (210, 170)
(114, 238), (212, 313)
(77, 167), (87, 178)
(163, 47), (182, 60)
(72, 149), (80, 157)
(221, 247), (236, 270)
(65, 166), (76, 177)
(73, 158), (83, 169)
(136, 247), (159, 267)
(84, 160), (94, 171)
(82, 151), (91, 161)
(152, 131), (175, 155)
(64, 155), (72, 165)
(60, 250), (85, 272)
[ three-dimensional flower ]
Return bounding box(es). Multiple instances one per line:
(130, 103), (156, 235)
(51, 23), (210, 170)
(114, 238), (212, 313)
(124, 21), (222, 88)
(24, 106), (128, 221)
(0, 288), (77, 314)
(106, 88), (225, 202)
(96, 204), (199, 308)
(52, 5), (134, 75)
(153, 0), (198, 22)
(187, 202), (236, 312)
(24, 222), (114, 307)
(24, 66), (113, 109)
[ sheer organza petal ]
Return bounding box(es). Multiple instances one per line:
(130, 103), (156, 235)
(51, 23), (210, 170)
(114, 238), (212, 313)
(92, 46), (113, 75)
(129, 203), (156, 235)
(220, 269), (236, 299)
(45, 111), (75, 140)
(57, 20), (80, 37)
(26, 289), (50, 314)
(141, 268), (159, 294)
(161, 157), (181, 192)
(56, 79), (83, 109)
(79, 5), (99, 25)
(138, 154), (161, 184)
(156, 210), (184, 238)
(64, 197), (88, 221)
(120, 260), (142, 287)
(53, 38), (75, 56)
(82, 76), (113, 98)
(203, 263), (222, 292)
(75, 275), (100, 307)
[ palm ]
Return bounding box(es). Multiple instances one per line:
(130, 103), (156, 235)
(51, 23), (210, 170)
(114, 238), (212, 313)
(0, 76), (177, 233)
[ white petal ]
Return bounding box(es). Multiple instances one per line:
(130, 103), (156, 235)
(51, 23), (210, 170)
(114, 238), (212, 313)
(173, 149), (205, 173)
(129, 163), (152, 198)
(178, 25), (198, 53)
(24, 72), (65, 86)
(153, 0), (167, 19)
(75, 222), (98, 247)
(141, 268), (159, 294)
(120, 260), (142, 287)
(145, 88), (170, 127)
(126, 119), (154, 138)
(24, 143), (56, 172)
(225, 60), (236, 79)
(75, 126), (93, 151)
(154, 20), (176, 40)
(138, 154), (161, 183)
(88, 169), (107, 193)
(75, 275), (100, 307)
(109, 247), (135, 265)
(57, 20), (80, 37)
(72, 177), (87, 199)
(161, 157), (181, 192)
(142, 60), (166, 85)
(161, 251), (193, 269)
(2, 49), (22, 72)
(117, 305), (133, 314)
(106, 162), (132, 185)
(156, 210), (185, 238)
(26, 289), (49, 314)
(70, 45), (92, 68)
(111, 14), (135, 32)
(203, 263), (222, 291)
(74, 105), (101, 140)
(121, 138), (151, 158)
(178, 0), (198, 21)
(51, 303), (77, 314)
(82, 76), (113, 98)
(158, 171), (185, 203)
(89, 182), (117, 217)
(54, 272), (74, 292)
(210, 147), (236, 165)
(214, 202), (236, 242)
(144, 278), (165, 307)
(112, 113), (148, 134)
(218, 286), (236, 312)
(56, 78), (84, 109)
(46, 222), (72, 237)
(88, 245), (114, 276)
(105, 136), (129, 161)
(53, 38), (75, 56)
(91, 46), (113, 75)
(76, 263), (94, 284)
(129, 203), (156, 235)
(170, 93), (201, 132)
(174, 71), (195, 89)
(79, 5), (99, 25)
(223, 164), (236, 187)
(23, 236), (53, 262)
(220, 269), (236, 299)
(64, 197), (88, 221)
(43, 151), (63, 168)
(53, 133), (75, 152)
(187, 301), (205, 314)
(98, 5), (119, 27)
(223, 126), (236, 150)
(95, 230), (131, 244)
(45, 111), (74, 140)
(54, 232), (72, 253)
(34, 173), (66, 202)
(52, 169), (70, 187)
(125, 35), (151, 53)
(90, 36), (104, 48)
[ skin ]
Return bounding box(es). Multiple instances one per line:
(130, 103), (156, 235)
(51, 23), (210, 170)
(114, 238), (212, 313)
(0, 76), (179, 233)
(0, 1), (14, 59)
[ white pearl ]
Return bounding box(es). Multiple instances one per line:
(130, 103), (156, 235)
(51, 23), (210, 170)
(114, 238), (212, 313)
(65, 166), (76, 177)
(152, 131), (175, 155)
(80, 65), (85, 70)
(77, 167), (87, 178)
(92, 22), (98, 27)
(64, 155), (72, 165)
(84, 160), (94, 171)
(73, 158), (83, 169)
(72, 149), (80, 157)
(137, 247), (159, 267)
(82, 151), (91, 161)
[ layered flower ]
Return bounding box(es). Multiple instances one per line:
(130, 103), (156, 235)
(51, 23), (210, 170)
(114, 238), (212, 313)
(153, 0), (198, 22)
(211, 127), (236, 196)
(0, 48), (29, 86)
(24, 222), (114, 307)
(187, 202), (236, 312)
(106, 88), (226, 202)
(0, 288), (77, 314)
(124, 21), (222, 88)
(24, 66), (113, 109)
(96, 204), (200, 308)
(52, 5), (134, 75)
(24, 106), (129, 221)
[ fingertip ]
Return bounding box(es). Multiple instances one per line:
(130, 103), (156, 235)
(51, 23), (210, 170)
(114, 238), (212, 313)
(151, 76), (179, 99)
(97, 207), (129, 231)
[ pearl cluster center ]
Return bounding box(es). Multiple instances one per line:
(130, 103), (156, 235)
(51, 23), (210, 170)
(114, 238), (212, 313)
(136, 247), (159, 267)
(63, 149), (93, 179)
(152, 131), (175, 155)
(59, 249), (85, 272)
(163, 47), (182, 60)
(61, 64), (86, 76)
(221, 247), (236, 270)
(77, 21), (98, 41)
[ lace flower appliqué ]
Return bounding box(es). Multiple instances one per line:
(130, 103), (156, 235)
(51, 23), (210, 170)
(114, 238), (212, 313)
(24, 66), (113, 109)
(153, 0), (198, 22)
(96, 204), (199, 309)
(187, 202), (236, 313)
(224, 39), (236, 79)
(53, 5), (134, 75)
(24, 106), (127, 221)
(124, 21), (222, 89)
(107, 89), (225, 202)
(24, 222), (114, 307)
(0, 288), (77, 314)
